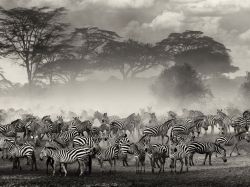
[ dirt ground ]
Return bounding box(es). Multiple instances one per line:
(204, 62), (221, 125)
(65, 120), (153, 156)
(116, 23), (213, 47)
(1, 134), (250, 187)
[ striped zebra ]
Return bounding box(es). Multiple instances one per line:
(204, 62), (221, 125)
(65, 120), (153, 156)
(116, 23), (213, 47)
(94, 133), (129, 172)
(169, 143), (190, 173)
(217, 109), (232, 133)
(43, 139), (66, 174)
(3, 139), (37, 170)
(193, 117), (209, 136)
(117, 135), (130, 167)
(94, 144), (119, 173)
(170, 119), (198, 139)
(145, 143), (169, 173)
(73, 136), (102, 148)
(131, 134), (149, 170)
(215, 131), (250, 156)
(70, 117), (92, 136)
(40, 146), (92, 176)
(187, 142), (227, 166)
(129, 143), (146, 173)
(169, 133), (195, 173)
(51, 130), (79, 147)
(109, 113), (139, 135)
(0, 123), (17, 138)
(127, 135), (150, 173)
(231, 116), (250, 133)
(203, 115), (224, 134)
(10, 119), (27, 138)
(143, 119), (175, 144)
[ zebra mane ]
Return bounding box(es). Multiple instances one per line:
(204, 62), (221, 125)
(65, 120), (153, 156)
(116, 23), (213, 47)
(161, 119), (174, 126)
(235, 130), (248, 137)
(10, 119), (21, 125)
(45, 146), (57, 150)
(52, 138), (67, 148)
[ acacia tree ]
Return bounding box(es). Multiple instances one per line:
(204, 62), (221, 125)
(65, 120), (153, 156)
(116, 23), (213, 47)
(152, 63), (212, 105)
(156, 30), (238, 77)
(0, 7), (67, 87)
(99, 39), (163, 80)
(38, 27), (121, 84)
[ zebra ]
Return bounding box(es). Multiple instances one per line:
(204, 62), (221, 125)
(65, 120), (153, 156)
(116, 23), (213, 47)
(129, 143), (146, 173)
(169, 133), (195, 173)
(3, 139), (37, 170)
(73, 136), (102, 148)
(70, 117), (92, 136)
(145, 143), (169, 173)
(93, 133), (129, 172)
(217, 109), (232, 133)
(143, 119), (175, 144)
(9, 119), (27, 138)
(169, 143), (190, 173)
(109, 113), (140, 136)
(40, 146), (92, 176)
(0, 123), (17, 138)
(94, 144), (119, 173)
(187, 142), (227, 166)
(215, 131), (250, 156)
(170, 119), (198, 139)
(52, 130), (79, 147)
(117, 135), (130, 167)
(127, 135), (149, 173)
(231, 116), (250, 133)
(197, 115), (224, 134)
(193, 117), (209, 136)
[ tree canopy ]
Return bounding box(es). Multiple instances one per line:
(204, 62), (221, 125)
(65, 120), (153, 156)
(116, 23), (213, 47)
(151, 63), (212, 105)
(98, 39), (163, 80)
(156, 30), (238, 76)
(0, 6), (67, 86)
(38, 26), (121, 84)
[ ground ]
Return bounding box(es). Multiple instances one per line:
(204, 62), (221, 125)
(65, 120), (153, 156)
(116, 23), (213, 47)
(1, 134), (250, 186)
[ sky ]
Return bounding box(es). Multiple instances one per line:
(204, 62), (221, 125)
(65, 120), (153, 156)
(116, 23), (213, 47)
(0, 0), (250, 83)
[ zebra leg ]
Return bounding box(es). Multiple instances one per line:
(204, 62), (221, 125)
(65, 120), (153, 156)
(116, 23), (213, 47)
(180, 159), (184, 173)
(61, 163), (67, 177)
(185, 157), (189, 172)
(88, 155), (92, 175)
(155, 159), (160, 168)
(150, 158), (154, 173)
(236, 144), (240, 155)
(46, 158), (50, 174)
(26, 157), (30, 165)
(174, 159), (177, 173)
(230, 143), (238, 157)
(135, 158), (138, 173)
(32, 153), (37, 171)
(203, 153), (208, 165)
(108, 160), (113, 173)
(114, 159), (117, 173)
(209, 153), (212, 165)
(78, 160), (84, 176)
(52, 161), (57, 176)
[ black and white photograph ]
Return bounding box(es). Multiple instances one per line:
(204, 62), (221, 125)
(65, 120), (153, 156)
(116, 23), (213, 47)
(0, 0), (249, 186)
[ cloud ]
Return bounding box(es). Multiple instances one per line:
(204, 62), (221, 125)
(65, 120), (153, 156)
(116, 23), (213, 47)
(239, 29), (250, 42)
(143, 11), (185, 31)
(88, 0), (155, 8)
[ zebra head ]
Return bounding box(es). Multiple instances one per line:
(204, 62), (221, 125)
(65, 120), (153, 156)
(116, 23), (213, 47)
(216, 144), (227, 163)
(40, 147), (55, 160)
(244, 132), (250, 142)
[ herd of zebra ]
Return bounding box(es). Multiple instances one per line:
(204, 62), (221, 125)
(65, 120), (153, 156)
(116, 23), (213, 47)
(0, 108), (250, 176)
